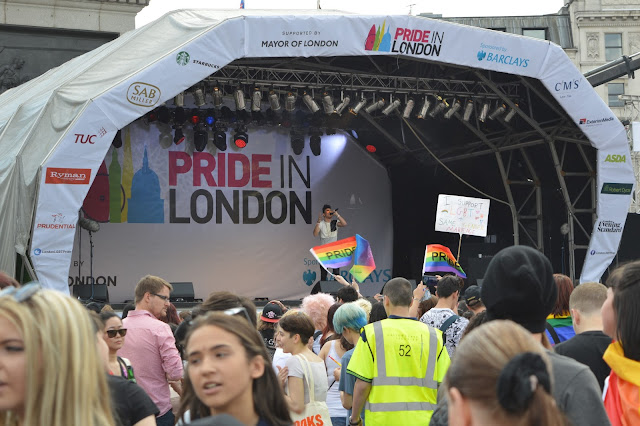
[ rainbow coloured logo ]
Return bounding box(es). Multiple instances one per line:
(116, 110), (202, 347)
(365, 21), (392, 52)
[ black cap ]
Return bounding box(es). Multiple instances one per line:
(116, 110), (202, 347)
(260, 302), (283, 323)
(481, 246), (557, 333)
(464, 285), (482, 307)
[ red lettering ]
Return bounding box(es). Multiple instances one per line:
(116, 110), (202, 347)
(74, 134), (82, 143)
(403, 28), (411, 41)
(169, 151), (192, 186)
(228, 153), (250, 187)
(412, 29), (421, 42)
(314, 415), (324, 426)
(422, 30), (430, 43)
(251, 154), (271, 188)
(394, 28), (405, 40)
(307, 415), (316, 426)
(193, 152), (216, 187)
(218, 153), (226, 187)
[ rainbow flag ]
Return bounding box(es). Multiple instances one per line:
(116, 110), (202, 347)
(310, 234), (376, 282)
(349, 234), (376, 283)
(423, 244), (466, 278)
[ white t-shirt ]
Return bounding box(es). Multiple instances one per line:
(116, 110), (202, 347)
(272, 347), (292, 375)
(318, 220), (338, 245)
(286, 355), (328, 404)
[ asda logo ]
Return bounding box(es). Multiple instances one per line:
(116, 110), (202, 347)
(605, 154), (626, 163)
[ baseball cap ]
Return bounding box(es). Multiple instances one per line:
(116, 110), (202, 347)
(464, 285), (482, 307)
(260, 302), (283, 323)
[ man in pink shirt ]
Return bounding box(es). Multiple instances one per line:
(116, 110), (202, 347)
(120, 275), (183, 426)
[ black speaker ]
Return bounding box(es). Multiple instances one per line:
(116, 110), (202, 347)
(72, 284), (109, 302)
(310, 280), (343, 296)
(170, 282), (195, 302)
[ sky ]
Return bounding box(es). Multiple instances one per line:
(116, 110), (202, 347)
(136, 0), (567, 28)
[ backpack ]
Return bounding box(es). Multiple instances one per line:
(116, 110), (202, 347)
(439, 314), (460, 345)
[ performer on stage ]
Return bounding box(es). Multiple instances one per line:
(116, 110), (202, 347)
(313, 204), (347, 281)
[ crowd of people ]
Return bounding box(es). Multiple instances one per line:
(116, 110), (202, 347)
(0, 245), (639, 425)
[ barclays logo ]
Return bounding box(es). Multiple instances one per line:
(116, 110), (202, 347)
(477, 50), (487, 61)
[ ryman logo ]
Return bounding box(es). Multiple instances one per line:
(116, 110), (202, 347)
(579, 116), (615, 126)
(126, 82), (161, 107)
(364, 20), (444, 57)
(601, 182), (633, 195)
(476, 42), (529, 68)
(176, 51), (190, 66)
(605, 154), (626, 163)
(45, 168), (91, 185)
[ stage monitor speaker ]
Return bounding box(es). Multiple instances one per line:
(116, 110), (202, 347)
(170, 282), (195, 302)
(72, 284), (109, 303)
(310, 281), (344, 296)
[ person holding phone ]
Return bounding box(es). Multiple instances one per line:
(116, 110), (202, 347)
(313, 203), (347, 281)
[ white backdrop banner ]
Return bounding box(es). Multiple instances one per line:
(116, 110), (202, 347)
(67, 123), (393, 301)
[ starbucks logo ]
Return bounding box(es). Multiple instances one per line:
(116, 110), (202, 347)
(176, 51), (190, 66)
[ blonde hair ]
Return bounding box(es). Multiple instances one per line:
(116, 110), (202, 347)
(446, 320), (565, 426)
(0, 289), (114, 426)
(569, 282), (607, 316)
(134, 275), (172, 304)
(352, 298), (372, 322)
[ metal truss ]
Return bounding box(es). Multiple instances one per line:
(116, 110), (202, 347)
(205, 65), (522, 99)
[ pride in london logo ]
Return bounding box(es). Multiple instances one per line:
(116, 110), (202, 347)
(364, 21), (392, 52)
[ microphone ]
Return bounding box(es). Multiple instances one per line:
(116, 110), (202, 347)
(78, 217), (100, 233)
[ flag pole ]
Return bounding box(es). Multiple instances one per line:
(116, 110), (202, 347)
(457, 233), (462, 261)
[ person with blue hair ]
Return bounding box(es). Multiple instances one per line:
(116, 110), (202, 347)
(332, 303), (368, 425)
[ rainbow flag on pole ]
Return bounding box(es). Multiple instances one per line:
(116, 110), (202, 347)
(310, 234), (376, 282)
(423, 244), (466, 278)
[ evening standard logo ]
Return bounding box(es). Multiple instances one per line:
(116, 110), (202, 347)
(579, 116), (615, 126)
(176, 51), (190, 66)
(36, 213), (76, 230)
(476, 43), (529, 68)
(364, 20), (444, 57)
(605, 154), (626, 163)
(601, 182), (633, 195)
(597, 220), (623, 233)
(33, 248), (71, 256)
(126, 82), (161, 107)
(589, 249), (616, 256)
(45, 168), (91, 185)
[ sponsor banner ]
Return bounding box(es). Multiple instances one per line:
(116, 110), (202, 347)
(95, 19), (243, 130)
(66, 123), (392, 301)
(44, 168), (91, 184)
(435, 194), (490, 237)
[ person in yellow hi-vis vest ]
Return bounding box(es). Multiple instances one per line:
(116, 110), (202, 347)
(346, 278), (451, 426)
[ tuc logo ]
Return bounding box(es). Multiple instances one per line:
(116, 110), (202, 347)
(74, 134), (96, 144)
(45, 167), (91, 185)
(126, 82), (161, 107)
(605, 154), (626, 163)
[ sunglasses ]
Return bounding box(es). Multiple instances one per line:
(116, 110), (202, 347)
(222, 306), (253, 324)
(0, 282), (41, 302)
(106, 329), (127, 338)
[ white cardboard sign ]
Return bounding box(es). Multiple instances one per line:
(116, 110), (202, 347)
(435, 194), (490, 237)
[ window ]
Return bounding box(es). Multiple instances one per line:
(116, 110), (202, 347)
(490, 28), (506, 32)
(608, 83), (624, 107)
(523, 29), (546, 40)
(605, 33), (623, 61)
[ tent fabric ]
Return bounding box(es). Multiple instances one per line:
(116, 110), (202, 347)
(0, 9), (633, 291)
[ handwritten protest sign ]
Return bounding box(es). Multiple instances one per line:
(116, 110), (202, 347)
(435, 194), (490, 237)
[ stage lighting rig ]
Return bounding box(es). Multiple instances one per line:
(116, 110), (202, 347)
(489, 103), (506, 120)
(251, 86), (262, 112)
(309, 128), (322, 156)
(463, 99), (474, 122)
(212, 86), (223, 108)
(382, 98), (401, 116)
(504, 103), (519, 123)
(291, 130), (305, 155)
(234, 124), (249, 148)
(322, 91), (335, 115)
(349, 98), (368, 115)
(285, 91), (297, 112)
(365, 98), (385, 114)
(234, 87), (246, 110)
(269, 90), (281, 112)
(417, 96), (431, 119)
(429, 96), (448, 118)
(193, 88), (206, 107)
(402, 98), (415, 118)
(335, 95), (351, 115)
(479, 101), (490, 122)
(303, 90), (320, 113)
(444, 99), (461, 119)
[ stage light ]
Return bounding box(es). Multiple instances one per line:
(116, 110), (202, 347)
(429, 96), (448, 118)
(205, 109), (216, 126)
(349, 98), (368, 115)
(463, 100), (474, 122)
(251, 87), (262, 112)
(193, 88), (206, 107)
(285, 92), (296, 112)
(382, 98), (401, 116)
(269, 90), (281, 112)
(174, 92), (184, 107)
(157, 106), (170, 124)
(190, 114), (200, 125)
(365, 98), (385, 114)
(489, 103), (506, 120)
(213, 86), (223, 108)
(234, 88), (246, 110)
(322, 91), (335, 115)
(174, 107), (186, 125)
(444, 99), (461, 119)
(213, 130), (227, 151)
(366, 145), (377, 153)
(194, 126), (208, 152)
(504, 103), (519, 122)
(350, 129), (359, 139)
(112, 130), (123, 148)
(402, 98), (415, 118)
(335, 96), (351, 115)
(234, 125), (248, 148)
(291, 132), (304, 155)
(174, 127), (185, 145)
(479, 102), (490, 122)
(303, 91), (320, 113)
(158, 129), (172, 149)
(309, 130), (322, 156)
(417, 96), (431, 119)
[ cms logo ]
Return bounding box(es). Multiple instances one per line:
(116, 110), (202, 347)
(554, 79), (580, 91)
(74, 134), (96, 144)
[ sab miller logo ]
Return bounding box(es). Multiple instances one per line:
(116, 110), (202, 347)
(127, 82), (161, 107)
(176, 51), (190, 66)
